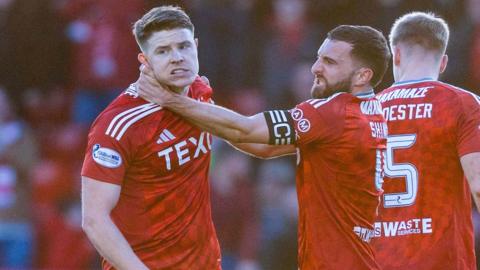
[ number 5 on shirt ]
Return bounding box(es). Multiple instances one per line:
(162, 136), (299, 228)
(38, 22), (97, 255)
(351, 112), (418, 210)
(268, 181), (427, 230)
(383, 134), (418, 208)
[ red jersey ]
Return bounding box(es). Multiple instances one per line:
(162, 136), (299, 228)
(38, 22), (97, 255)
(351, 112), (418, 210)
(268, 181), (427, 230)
(267, 91), (387, 269)
(81, 78), (221, 270)
(373, 79), (480, 269)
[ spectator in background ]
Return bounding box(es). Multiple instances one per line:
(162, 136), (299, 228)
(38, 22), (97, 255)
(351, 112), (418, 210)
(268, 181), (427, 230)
(189, 0), (258, 97)
(3, 0), (68, 107)
(468, 0), (480, 94)
(0, 0), (13, 88)
(256, 159), (297, 269)
(210, 144), (260, 270)
(261, 0), (321, 108)
(0, 87), (38, 268)
(62, 0), (144, 125)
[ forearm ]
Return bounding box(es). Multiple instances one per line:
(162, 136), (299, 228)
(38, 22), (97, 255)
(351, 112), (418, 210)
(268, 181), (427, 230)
(461, 152), (480, 211)
(229, 142), (296, 159)
(83, 215), (149, 270)
(165, 94), (267, 143)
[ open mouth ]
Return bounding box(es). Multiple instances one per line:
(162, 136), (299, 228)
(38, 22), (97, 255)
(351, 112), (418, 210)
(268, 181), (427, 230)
(171, 68), (189, 75)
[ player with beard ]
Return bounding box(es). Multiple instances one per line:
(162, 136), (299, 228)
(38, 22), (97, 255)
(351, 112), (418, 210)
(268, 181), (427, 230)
(137, 25), (391, 269)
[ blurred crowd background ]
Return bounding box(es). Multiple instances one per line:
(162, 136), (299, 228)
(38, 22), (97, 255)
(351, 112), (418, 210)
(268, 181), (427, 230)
(1, 0), (480, 269)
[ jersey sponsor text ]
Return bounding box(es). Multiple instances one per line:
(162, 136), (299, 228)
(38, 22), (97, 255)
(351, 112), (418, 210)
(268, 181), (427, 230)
(157, 131), (212, 171)
(374, 218), (432, 237)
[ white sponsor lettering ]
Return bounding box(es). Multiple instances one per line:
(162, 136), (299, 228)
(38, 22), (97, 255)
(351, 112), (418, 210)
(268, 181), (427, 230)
(92, 144), (122, 168)
(374, 217), (433, 237)
(157, 132), (212, 171)
(353, 226), (375, 243)
(175, 141), (190, 166)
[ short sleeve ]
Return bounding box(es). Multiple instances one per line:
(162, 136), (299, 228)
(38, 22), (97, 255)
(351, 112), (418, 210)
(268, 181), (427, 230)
(457, 92), (480, 157)
(292, 98), (345, 146)
(81, 118), (132, 185)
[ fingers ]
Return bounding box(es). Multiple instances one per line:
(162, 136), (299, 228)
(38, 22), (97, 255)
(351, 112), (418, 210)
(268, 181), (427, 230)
(200, 75), (210, 86)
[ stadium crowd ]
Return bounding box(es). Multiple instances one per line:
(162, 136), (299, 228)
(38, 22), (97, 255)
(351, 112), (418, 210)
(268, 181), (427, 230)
(0, 0), (479, 269)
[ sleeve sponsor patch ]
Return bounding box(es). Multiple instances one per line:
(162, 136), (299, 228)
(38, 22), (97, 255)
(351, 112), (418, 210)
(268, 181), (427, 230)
(92, 144), (122, 168)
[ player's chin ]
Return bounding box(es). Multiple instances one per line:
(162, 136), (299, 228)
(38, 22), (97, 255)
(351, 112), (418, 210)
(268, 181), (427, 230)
(168, 76), (196, 89)
(311, 85), (327, 99)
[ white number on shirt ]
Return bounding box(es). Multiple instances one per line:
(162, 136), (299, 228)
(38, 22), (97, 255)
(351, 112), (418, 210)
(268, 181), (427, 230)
(383, 134), (418, 208)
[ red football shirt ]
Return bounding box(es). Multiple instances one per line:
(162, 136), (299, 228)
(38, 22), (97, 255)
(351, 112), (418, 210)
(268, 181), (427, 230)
(81, 78), (221, 270)
(373, 79), (480, 269)
(290, 92), (386, 270)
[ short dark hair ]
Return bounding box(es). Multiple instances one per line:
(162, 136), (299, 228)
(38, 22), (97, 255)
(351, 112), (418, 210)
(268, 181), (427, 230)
(390, 12), (449, 55)
(133, 6), (194, 51)
(327, 25), (391, 88)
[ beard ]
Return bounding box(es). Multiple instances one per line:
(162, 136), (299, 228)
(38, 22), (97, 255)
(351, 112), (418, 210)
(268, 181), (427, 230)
(310, 75), (353, 99)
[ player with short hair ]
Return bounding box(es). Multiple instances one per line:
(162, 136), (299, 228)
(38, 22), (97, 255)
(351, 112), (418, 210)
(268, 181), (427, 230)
(137, 25), (391, 269)
(81, 6), (222, 269)
(373, 12), (480, 269)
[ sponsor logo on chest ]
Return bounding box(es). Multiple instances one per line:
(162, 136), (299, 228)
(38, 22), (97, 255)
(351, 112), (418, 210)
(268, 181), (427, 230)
(157, 131), (212, 171)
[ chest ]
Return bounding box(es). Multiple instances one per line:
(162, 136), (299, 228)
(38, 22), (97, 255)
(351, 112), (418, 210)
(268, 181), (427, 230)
(132, 116), (213, 176)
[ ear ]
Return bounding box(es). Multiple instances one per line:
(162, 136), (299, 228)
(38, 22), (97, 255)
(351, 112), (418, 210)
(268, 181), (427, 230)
(439, 54), (448, 74)
(138, 53), (151, 69)
(195, 38), (199, 48)
(354, 67), (374, 87)
(393, 46), (401, 67)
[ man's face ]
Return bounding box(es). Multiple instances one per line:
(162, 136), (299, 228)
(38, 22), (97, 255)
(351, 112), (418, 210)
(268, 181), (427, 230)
(141, 28), (199, 92)
(310, 39), (357, 99)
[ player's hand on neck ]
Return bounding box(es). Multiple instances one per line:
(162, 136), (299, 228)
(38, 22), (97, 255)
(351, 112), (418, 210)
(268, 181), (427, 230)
(137, 65), (180, 106)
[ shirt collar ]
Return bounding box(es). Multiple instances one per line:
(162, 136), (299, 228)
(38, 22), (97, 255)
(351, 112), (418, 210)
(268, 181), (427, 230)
(354, 89), (375, 99)
(392, 77), (436, 86)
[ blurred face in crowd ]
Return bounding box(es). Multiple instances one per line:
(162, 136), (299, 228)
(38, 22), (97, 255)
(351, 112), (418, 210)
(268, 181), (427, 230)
(138, 28), (199, 94)
(310, 39), (357, 98)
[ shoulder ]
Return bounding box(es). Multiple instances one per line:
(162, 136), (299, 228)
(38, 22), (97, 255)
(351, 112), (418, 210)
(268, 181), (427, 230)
(90, 93), (164, 142)
(300, 92), (349, 111)
(437, 82), (480, 105)
(294, 93), (348, 125)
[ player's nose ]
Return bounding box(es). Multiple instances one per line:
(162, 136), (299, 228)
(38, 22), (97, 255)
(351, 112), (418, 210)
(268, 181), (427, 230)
(170, 49), (184, 63)
(311, 60), (323, 75)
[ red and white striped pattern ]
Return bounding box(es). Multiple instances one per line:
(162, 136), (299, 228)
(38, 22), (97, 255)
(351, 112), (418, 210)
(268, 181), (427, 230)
(105, 103), (162, 141)
(306, 92), (344, 108)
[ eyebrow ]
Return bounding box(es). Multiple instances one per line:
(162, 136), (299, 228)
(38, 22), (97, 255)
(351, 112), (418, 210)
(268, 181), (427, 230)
(154, 40), (192, 50)
(318, 54), (338, 64)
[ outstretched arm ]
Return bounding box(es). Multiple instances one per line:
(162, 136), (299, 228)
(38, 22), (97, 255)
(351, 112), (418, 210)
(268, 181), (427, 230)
(229, 142), (296, 159)
(461, 152), (480, 211)
(137, 67), (293, 145)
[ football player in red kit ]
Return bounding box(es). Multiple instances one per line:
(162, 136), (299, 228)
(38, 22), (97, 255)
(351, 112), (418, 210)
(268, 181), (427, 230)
(137, 25), (391, 270)
(81, 6), (222, 269)
(373, 12), (480, 269)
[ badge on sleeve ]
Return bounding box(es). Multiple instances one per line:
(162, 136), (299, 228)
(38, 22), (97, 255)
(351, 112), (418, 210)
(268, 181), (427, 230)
(92, 144), (122, 168)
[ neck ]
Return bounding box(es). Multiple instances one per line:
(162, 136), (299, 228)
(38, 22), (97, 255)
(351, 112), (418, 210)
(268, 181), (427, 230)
(171, 86), (190, 96)
(351, 85), (373, 96)
(395, 50), (440, 82)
